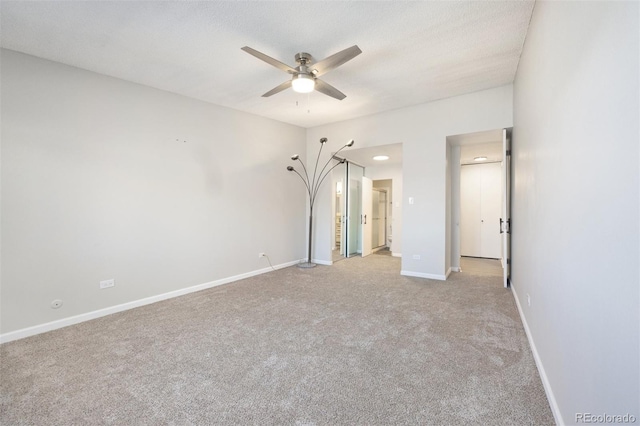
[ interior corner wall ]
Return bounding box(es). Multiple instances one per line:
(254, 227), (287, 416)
(445, 143), (452, 273)
(512, 1), (639, 423)
(307, 85), (513, 277)
(0, 49), (307, 336)
(448, 144), (461, 271)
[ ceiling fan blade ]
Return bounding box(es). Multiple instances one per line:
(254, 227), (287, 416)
(241, 46), (296, 74)
(311, 45), (362, 76)
(262, 80), (292, 97)
(314, 79), (346, 100)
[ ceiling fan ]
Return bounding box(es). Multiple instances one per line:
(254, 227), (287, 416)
(241, 45), (362, 100)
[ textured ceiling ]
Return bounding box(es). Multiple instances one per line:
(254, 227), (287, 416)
(0, 1), (534, 128)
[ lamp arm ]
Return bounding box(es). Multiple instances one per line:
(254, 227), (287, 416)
(311, 160), (345, 208)
(332, 143), (350, 160)
(296, 158), (311, 188)
(312, 143), (350, 196)
(291, 169), (312, 199)
(311, 140), (325, 192)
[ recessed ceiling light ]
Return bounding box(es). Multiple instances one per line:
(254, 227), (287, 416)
(373, 155), (389, 161)
(474, 156), (487, 162)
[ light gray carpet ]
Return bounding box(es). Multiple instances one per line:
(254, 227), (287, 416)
(460, 257), (503, 277)
(1, 255), (554, 425)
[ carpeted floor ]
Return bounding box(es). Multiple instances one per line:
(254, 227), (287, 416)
(0, 255), (554, 425)
(460, 256), (503, 277)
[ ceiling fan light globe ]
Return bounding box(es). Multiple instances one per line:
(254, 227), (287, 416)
(292, 74), (315, 93)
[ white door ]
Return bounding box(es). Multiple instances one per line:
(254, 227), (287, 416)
(377, 191), (387, 247)
(460, 162), (501, 258)
(346, 163), (363, 257)
(481, 162), (502, 259)
(502, 128), (512, 288)
(361, 176), (373, 257)
(460, 165), (482, 256)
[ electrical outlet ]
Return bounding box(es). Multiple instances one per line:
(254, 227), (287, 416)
(412, 254), (421, 260)
(258, 253), (266, 258)
(527, 293), (531, 307)
(100, 279), (115, 289)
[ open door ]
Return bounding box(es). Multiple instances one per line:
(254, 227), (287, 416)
(346, 162), (363, 257)
(361, 176), (373, 257)
(501, 128), (512, 288)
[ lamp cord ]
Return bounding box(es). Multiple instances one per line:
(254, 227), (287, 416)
(264, 254), (276, 271)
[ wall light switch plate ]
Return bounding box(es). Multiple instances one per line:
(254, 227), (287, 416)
(412, 255), (421, 260)
(100, 279), (115, 289)
(409, 197), (414, 205)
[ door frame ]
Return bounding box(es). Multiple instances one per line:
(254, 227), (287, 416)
(371, 188), (388, 251)
(501, 128), (512, 288)
(361, 176), (373, 257)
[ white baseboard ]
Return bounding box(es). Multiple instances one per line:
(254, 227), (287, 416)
(0, 259), (300, 344)
(450, 266), (460, 272)
(392, 252), (402, 258)
(400, 270), (447, 281)
(511, 282), (563, 425)
(445, 267), (452, 279)
(311, 259), (332, 266)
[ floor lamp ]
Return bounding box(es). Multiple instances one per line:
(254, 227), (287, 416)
(288, 138), (355, 268)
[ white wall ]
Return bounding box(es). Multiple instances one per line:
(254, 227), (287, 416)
(1, 50), (307, 336)
(307, 85), (512, 279)
(448, 145), (461, 271)
(512, 2), (639, 423)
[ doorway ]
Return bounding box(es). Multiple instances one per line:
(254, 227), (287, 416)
(331, 160), (374, 260)
(371, 188), (387, 251)
(460, 161), (501, 259)
(332, 164), (346, 263)
(447, 128), (511, 288)
(330, 143), (402, 263)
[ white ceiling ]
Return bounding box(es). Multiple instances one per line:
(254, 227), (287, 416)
(448, 129), (504, 163)
(337, 143), (403, 168)
(460, 142), (503, 164)
(0, 1), (535, 128)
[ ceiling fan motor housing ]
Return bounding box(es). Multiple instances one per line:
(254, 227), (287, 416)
(295, 52), (313, 66)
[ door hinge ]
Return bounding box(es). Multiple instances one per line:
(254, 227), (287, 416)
(500, 218), (512, 234)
